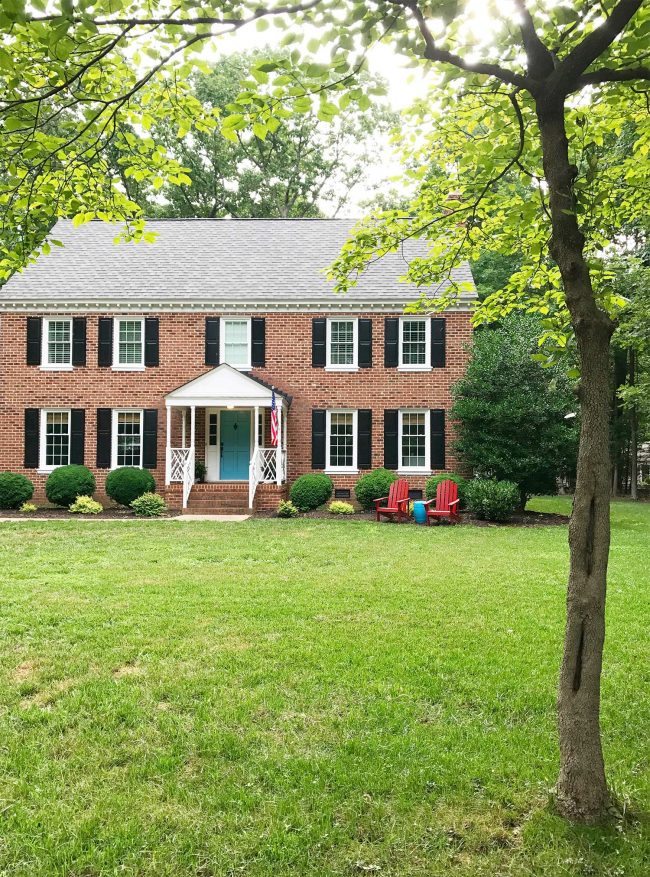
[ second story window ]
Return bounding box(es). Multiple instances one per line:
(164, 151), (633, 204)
(327, 319), (358, 370)
(114, 318), (144, 369)
(221, 318), (251, 370)
(399, 318), (430, 370)
(42, 318), (72, 368)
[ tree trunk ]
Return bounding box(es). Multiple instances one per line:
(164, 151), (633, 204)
(630, 349), (638, 501)
(537, 100), (614, 822)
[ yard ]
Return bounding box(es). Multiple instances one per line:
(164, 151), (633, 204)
(0, 497), (648, 877)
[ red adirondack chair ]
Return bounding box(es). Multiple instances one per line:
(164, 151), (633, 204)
(375, 478), (410, 523)
(423, 479), (460, 524)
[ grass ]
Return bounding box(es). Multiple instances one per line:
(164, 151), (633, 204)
(0, 497), (648, 876)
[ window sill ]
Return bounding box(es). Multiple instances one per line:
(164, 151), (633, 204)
(325, 468), (358, 475)
(398, 469), (432, 475)
(325, 366), (359, 372)
(37, 467), (61, 475)
(39, 365), (73, 372)
(397, 366), (433, 373)
(112, 365), (146, 372)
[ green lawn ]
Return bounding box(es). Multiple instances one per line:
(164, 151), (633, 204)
(0, 498), (648, 877)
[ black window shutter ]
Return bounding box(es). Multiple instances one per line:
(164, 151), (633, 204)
(358, 409), (372, 469)
(142, 409), (158, 469)
(431, 409), (446, 469)
(384, 318), (399, 367)
(70, 409), (85, 465)
(312, 318), (326, 368)
(384, 409), (399, 469)
(24, 409), (39, 468)
(359, 319), (372, 368)
(96, 408), (112, 468)
(98, 318), (113, 367)
(72, 318), (87, 367)
(251, 317), (266, 367)
(311, 409), (326, 469)
(431, 318), (446, 368)
(26, 318), (42, 365)
(205, 318), (220, 366)
(144, 318), (159, 367)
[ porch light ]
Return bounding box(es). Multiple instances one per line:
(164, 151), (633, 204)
(227, 405), (235, 410)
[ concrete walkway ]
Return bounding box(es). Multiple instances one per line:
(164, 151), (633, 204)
(0, 514), (250, 523)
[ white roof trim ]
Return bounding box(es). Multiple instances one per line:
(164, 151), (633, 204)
(0, 296), (476, 315)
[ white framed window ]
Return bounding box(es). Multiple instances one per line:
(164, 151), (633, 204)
(398, 409), (430, 472)
(39, 409), (71, 470)
(112, 410), (143, 468)
(326, 409), (357, 472)
(113, 318), (145, 369)
(399, 317), (431, 370)
(41, 318), (72, 369)
(221, 318), (251, 370)
(326, 318), (358, 370)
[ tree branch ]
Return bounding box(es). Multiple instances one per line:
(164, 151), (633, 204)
(574, 65), (650, 88)
(549, 0), (644, 97)
(395, 1), (531, 90)
(512, 0), (555, 79)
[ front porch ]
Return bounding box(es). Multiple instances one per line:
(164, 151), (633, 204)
(164, 364), (290, 509)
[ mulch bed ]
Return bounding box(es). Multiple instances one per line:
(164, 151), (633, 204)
(258, 509), (569, 527)
(0, 508), (181, 520)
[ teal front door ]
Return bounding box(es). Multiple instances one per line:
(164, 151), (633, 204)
(220, 411), (251, 480)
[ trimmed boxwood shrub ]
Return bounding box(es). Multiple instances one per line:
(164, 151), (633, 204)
(289, 474), (333, 511)
(45, 465), (96, 508)
(105, 467), (155, 507)
(425, 473), (468, 509)
(0, 472), (34, 509)
(131, 492), (167, 517)
(465, 478), (519, 522)
(354, 468), (397, 511)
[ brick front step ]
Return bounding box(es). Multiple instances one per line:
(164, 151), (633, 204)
(184, 483), (251, 514)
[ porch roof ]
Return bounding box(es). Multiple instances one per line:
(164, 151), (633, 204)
(165, 363), (292, 408)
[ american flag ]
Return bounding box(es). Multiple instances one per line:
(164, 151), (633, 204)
(270, 390), (279, 447)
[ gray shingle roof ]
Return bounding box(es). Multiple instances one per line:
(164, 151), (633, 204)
(1, 218), (476, 311)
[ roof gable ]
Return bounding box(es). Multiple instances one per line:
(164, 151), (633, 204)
(165, 363), (289, 406)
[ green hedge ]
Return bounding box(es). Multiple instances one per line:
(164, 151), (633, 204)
(0, 472), (34, 509)
(45, 465), (96, 508)
(465, 478), (519, 522)
(105, 467), (155, 507)
(425, 473), (468, 509)
(354, 468), (397, 511)
(289, 474), (333, 511)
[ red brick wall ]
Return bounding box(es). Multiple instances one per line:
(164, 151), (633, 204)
(0, 312), (472, 503)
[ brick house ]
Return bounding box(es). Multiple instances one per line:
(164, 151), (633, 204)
(0, 218), (476, 512)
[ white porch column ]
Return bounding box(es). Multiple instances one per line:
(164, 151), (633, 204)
(165, 405), (172, 486)
(182, 408), (187, 448)
(275, 402), (282, 485)
(254, 405), (260, 452)
(190, 405), (196, 487)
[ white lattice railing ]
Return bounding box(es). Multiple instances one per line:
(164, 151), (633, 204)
(249, 447), (286, 508)
(169, 447), (195, 508)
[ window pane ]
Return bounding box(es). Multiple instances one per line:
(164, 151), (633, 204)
(224, 320), (249, 366)
(47, 320), (71, 365)
(401, 412), (426, 468)
(208, 413), (218, 446)
(118, 320), (143, 365)
(117, 412), (141, 467)
(45, 411), (70, 467)
(402, 320), (426, 365)
(330, 320), (354, 366)
(329, 412), (354, 468)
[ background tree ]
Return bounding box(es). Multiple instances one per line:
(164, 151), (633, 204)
(4, 0), (650, 824)
(452, 316), (578, 507)
(123, 52), (394, 218)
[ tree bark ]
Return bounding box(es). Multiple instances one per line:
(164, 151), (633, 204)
(630, 349), (638, 501)
(536, 99), (614, 822)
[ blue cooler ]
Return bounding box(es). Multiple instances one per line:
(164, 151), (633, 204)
(413, 501), (427, 525)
